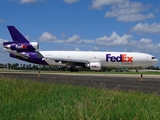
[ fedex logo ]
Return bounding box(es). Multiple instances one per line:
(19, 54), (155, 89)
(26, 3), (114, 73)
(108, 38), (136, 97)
(91, 65), (98, 68)
(16, 44), (27, 49)
(106, 54), (133, 62)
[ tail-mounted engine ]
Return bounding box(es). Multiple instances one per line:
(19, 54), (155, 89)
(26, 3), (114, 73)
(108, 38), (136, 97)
(85, 62), (101, 70)
(3, 42), (39, 51)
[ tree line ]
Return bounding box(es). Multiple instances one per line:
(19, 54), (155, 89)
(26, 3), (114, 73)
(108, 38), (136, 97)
(0, 63), (159, 72)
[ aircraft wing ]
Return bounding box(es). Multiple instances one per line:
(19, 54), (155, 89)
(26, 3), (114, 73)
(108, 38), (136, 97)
(36, 51), (89, 65)
(5, 49), (29, 59)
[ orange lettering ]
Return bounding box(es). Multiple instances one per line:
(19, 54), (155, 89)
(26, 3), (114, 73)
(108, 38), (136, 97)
(122, 54), (127, 62)
(127, 57), (133, 62)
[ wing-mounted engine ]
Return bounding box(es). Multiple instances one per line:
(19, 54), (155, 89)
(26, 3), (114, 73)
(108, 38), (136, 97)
(85, 62), (101, 70)
(3, 42), (39, 51)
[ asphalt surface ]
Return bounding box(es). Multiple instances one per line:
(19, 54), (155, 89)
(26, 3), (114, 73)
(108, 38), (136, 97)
(0, 72), (160, 95)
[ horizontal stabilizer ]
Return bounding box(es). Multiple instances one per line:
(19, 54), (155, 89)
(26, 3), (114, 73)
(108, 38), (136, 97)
(5, 49), (29, 59)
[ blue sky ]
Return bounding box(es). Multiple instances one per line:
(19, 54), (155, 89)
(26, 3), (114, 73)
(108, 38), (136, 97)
(0, 0), (160, 66)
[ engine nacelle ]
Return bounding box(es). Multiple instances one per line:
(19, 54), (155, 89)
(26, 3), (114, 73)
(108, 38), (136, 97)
(85, 62), (101, 70)
(3, 42), (39, 50)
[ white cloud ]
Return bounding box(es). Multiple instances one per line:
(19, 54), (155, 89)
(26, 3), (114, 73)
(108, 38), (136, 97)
(0, 38), (4, 46)
(63, 0), (79, 4)
(61, 47), (69, 51)
(116, 13), (154, 22)
(0, 38), (9, 51)
(0, 38), (8, 44)
(105, 1), (154, 22)
(139, 38), (152, 44)
(65, 34), (81, 44)
(91, 0), (154, 22)
(77, 39), (95, 44)
(135, 38), (157, 51)
(95, 32), (160, 52)
(75, 47), (81, 51)
(20, 0), (41, 4)
(130, 23), (160, 34)
(136, 38), (159, 52)
(54, 40), (64, 44)
(91, 0), (126, 9)
(0, 38), (10, 63)
(106, 2), (148, 17)
(62, 32), (67, 39)
(96, 31), (132, 46)
(93, 46), (98, 51)
(39, 32), (57, 42)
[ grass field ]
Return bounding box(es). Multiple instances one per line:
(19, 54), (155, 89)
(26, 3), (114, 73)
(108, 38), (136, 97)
(0, 77), (160, 120)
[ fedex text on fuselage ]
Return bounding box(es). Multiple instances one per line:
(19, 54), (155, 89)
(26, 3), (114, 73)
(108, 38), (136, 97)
(106, 54), (133, 62)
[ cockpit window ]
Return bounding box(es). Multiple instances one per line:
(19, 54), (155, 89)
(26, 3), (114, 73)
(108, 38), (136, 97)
(152, 57), (156, 59)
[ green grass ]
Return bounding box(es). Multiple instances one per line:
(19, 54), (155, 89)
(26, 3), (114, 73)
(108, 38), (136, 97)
(0, 77), (160, 120)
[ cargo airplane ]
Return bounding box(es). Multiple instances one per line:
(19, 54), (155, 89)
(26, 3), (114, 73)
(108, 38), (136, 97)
(3, 26), (158, 71)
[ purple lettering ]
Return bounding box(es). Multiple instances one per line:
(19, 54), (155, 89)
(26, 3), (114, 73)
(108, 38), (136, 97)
(106, 54), (112, 62)
(116, 54), (122, 62)
(106, 54), (133, 62)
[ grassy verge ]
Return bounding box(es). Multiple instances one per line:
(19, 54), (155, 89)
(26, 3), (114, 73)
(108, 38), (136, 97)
(0, 78), (160, 120)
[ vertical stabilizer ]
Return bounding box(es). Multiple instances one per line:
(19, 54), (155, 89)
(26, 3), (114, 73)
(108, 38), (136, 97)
(7, 26), (29, 43)
(4, 26), (38, 52)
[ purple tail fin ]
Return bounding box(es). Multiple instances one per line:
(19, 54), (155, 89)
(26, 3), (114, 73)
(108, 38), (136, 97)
(7, 26), (29, 43)
(4, 26), (38, 52)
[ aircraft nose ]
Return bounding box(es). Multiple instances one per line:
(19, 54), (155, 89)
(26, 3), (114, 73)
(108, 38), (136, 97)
(152, 58), (159, 65)
(155, 58), (159, 64)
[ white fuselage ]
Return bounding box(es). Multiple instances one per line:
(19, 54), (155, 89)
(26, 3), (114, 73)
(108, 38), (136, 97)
(39, 51), (158, 67)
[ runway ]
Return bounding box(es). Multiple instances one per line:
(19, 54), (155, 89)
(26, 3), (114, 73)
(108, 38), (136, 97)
(0, 72), (160, 95)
